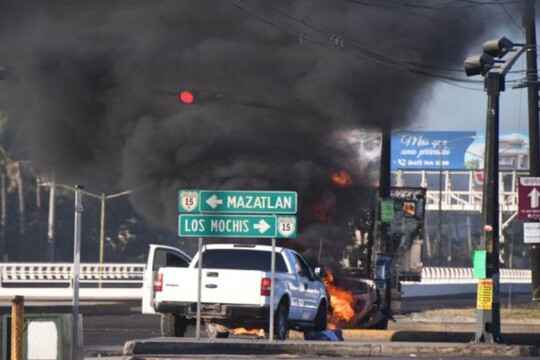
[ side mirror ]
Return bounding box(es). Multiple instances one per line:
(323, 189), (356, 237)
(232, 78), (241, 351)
(314, 267), (326, 279)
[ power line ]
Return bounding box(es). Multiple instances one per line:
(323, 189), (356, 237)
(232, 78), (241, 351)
(495, 0), (525, 34)
(229, 0), (488, 88)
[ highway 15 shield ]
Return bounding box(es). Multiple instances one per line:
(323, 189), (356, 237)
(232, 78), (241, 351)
(179, 190), (199, 212)
(277, 216), (297, 238)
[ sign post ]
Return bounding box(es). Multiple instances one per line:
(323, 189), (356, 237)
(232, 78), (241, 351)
(178, 189), (298, 341)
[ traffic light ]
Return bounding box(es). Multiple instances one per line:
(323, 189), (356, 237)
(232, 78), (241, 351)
(177, 89), (224, 105)
(175, 88), (276, 109)
(179, 90), (195, 104)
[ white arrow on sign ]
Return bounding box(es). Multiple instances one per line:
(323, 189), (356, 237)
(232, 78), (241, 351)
(254, 219), (271, 234)
(529, 188), (540, 208)
(205, 194), (223, 209)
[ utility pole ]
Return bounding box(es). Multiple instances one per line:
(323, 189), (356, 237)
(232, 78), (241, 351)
(72, 185), (83, 360)
(47, 174), (56, 261)
(465, 35), (527, 343)
(377, 124), (392, 329)
(524, 0), (540, 305)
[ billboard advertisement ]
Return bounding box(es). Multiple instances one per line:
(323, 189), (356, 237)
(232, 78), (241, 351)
(391, 131), (529, 171)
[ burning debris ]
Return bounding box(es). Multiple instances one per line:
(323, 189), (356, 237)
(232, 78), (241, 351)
(230, 327), (265, 338)
(331, 170), (354, 188)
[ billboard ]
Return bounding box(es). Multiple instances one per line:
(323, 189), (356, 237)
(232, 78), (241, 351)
(391, 131), (529, 171)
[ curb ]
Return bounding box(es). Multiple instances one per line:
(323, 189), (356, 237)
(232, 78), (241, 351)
(123, 338), (538, 358)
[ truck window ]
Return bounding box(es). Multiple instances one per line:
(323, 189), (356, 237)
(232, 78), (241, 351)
(293, 254), (315, 280)
(153, 250), (190, 271)
(199, 249), (288, 273)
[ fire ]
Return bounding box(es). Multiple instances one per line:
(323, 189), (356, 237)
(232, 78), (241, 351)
(331, 170), (354, 187)
(323, 270), (355, 324)
(230, 327), (265, 337)
(402, 201), (416, 216)
(310, 203), (333, 224)
(304, 191), (336, 225)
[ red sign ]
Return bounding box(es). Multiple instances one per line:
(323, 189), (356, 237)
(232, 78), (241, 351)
(518, 177), (540, 220)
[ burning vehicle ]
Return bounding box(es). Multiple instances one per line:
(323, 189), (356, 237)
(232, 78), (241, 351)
(322, 268), (386, 330)
(295, 165), (426, 331)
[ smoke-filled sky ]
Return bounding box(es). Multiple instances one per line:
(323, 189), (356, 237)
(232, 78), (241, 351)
(0, 0), (514, 230)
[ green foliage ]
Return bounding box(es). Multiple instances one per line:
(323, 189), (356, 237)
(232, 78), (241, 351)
(464, 158), (480, 169)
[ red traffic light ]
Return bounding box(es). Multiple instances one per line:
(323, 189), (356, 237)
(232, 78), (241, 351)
(179, 90), (194, 104)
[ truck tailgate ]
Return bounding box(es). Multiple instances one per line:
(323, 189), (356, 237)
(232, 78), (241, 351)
(158, 268), (265, 305)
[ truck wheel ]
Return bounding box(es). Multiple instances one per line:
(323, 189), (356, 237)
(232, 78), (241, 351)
(314, 302), (328, 331)
(161, 313), (187, 337)
(274, 303), (289, 340)
(206, 323), (230, 339)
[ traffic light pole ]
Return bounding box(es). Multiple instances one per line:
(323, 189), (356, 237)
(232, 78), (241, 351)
(378, 124), (392, 329)
(475, 73), (501, 343)
(524, 0), (540, 306)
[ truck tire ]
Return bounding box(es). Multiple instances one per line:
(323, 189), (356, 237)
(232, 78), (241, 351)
(206, 323), (230, 339)
(314, 301), (328, 331)
(274, 303), (289, 340)
(160, 313), (188, 337)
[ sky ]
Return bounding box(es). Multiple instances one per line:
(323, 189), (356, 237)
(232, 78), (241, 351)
(417, 22), (533, 133)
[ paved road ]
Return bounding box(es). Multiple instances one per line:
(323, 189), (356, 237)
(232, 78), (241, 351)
(1, 294), (537, 358)
(84, 313), (161, 347)
(88, 357), (540, 360)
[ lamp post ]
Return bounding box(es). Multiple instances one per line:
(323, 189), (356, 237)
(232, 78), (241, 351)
(78, 188), (133, 286)
(464, 36), (526, 343)
(438, 145), (443, 266)
(45, 183), (132, 274)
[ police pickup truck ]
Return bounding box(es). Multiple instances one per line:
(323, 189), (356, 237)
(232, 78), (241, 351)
(142, 243), (328, 340)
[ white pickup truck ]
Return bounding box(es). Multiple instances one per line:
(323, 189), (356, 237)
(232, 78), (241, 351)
(142, 243), (329, 339)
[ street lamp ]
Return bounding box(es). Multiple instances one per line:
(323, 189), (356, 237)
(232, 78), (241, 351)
(78, 188), (133, 286)
(42, 181), (132, 280)
(464, 36), (526, 344)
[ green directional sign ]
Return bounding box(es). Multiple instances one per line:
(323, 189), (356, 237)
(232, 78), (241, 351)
(178, 190), (297, 214)
(178, 214), (297, 238)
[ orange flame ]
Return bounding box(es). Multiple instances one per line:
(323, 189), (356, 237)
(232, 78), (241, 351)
(230, 328), (265, 337)
(323, 270), (355, 324)
(331, 170), (354, 187)
(310, 203), (333, 224)
(402, 201), (416, 216)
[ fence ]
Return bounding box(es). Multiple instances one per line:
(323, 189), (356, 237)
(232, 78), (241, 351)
(399, 267), (532, 298)
(0, 263), (532, 300)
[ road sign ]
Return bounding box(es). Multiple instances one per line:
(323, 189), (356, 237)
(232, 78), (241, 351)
(524, 222), (540, 244)
(518, 177), (540, 220)
(476, 279), (493, 310)
(178, 190), (297, 214)
(178, 214), (297, 238)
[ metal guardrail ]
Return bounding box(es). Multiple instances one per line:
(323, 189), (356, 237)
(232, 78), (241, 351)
(0, 263), (532, 301)
(419, 267), (531, 284)
(0, 262), (144, 286)
(399, 267), (532, 298)
(393, 170), (521, 212)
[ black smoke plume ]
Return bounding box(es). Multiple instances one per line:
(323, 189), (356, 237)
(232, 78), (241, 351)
(0, 0), (509, 238)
